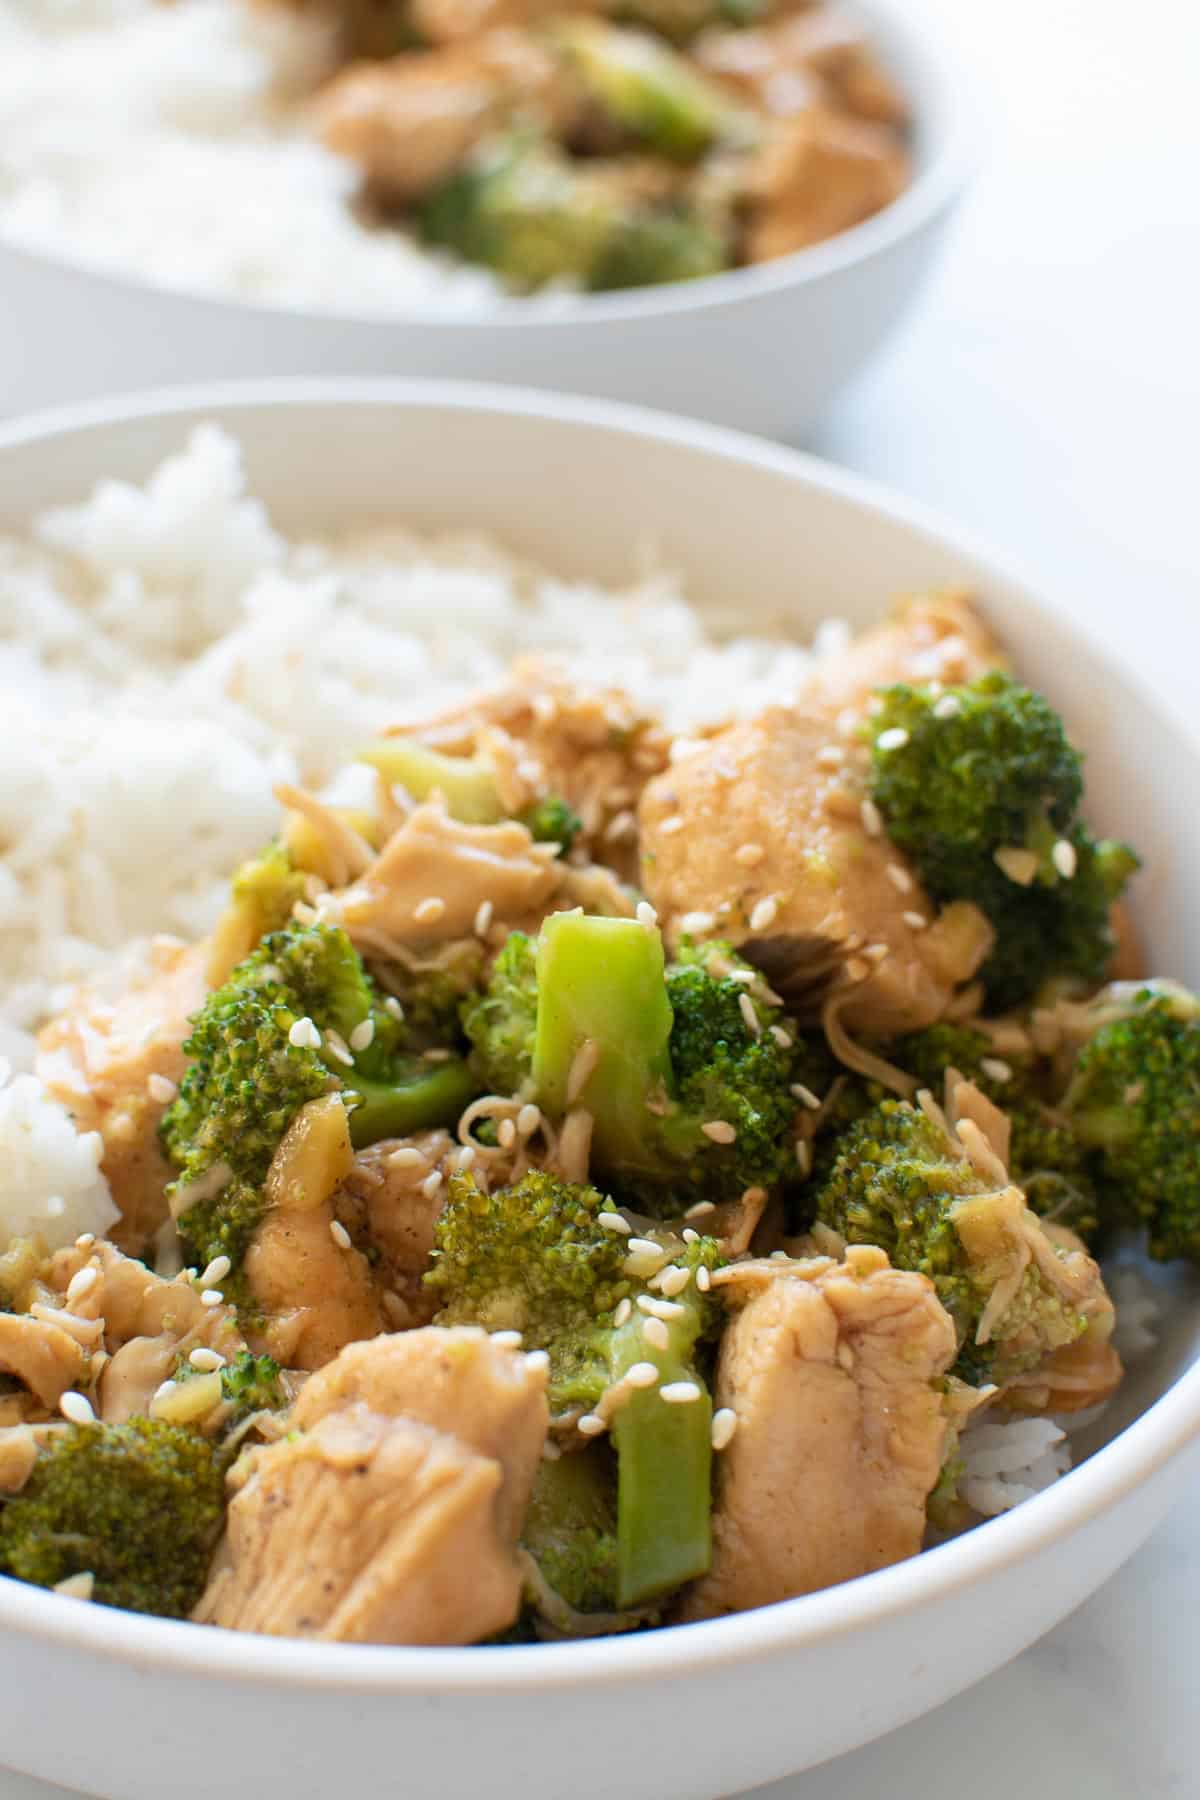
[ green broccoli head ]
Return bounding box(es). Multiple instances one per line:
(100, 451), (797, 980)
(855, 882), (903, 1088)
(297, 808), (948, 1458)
(163, 921), (478, 1279)
(175, 1349), (287, 1431)
(554, 18), (743, 161)
(812, 1098), (1089, 1383)
(867, 672), (1139, 1009)
(426, 1167), (722, 1606)
(0, 1419), (226, 1617)
(460, 931), (539, 1098)
(517, 795), (582, 855)
(1061, 982), (1200, 1261)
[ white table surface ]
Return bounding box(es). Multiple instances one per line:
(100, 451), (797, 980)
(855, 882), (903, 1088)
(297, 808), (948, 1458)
(3, 0), (1198, 1795)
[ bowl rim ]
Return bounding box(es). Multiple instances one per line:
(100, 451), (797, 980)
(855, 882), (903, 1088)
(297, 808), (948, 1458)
(0, 0), (975, 330)
(0, 375), (1197, 1695)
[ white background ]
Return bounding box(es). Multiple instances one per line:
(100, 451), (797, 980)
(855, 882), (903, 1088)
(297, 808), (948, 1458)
(2, 0), (1198, 1793)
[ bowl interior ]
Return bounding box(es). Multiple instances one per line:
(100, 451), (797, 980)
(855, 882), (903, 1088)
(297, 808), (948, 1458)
(0, 380), (1196, 1669)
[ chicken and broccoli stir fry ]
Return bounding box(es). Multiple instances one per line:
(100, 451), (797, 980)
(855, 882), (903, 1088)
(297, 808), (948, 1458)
(276, 0), (910, 291)
(1, 589), (1193, 1644)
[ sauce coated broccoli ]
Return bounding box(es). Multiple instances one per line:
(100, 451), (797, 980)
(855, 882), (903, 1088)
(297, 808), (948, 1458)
(867, 672), (1139, 1009)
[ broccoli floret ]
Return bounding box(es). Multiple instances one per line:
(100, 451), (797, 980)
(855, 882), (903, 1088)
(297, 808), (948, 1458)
(175, 1349), (286, 1431)
(554, 20), (744, 161)
(521, 1444), (619, 1617)
(461, 931), (539, 1098)
(868, 673), (1139, 1009)
(163, 921), (478, 1278)
(426, 1168), (721, 1605)
(1060, 982), (1200, 1261)
(516, 794), (582, 855)
(0, 1419), (225, 1617)
(893, 1022), (1099, 1240)
(208, 841), (309, 980)
(812, 1099), (1088, 1382)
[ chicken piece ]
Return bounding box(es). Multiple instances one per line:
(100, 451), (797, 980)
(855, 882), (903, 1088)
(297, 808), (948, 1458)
(335, 1130), (457, 1328)
(698, 7), (908, 125)
(314, 31), (575, 203)
(680, 1246), (956, 1619)
(0, 1314), (86, 1410)
(36, 940), (208, 1257)
(46, 1240), (247, 1422)
(803, 591), (1006, 727)
(741, 108), (907, 263)
(196, 1327), (548, 1642)
(245, 1202), (385, 1372)
(638, 705), (991, 1033)
(330, 797), (564, 958)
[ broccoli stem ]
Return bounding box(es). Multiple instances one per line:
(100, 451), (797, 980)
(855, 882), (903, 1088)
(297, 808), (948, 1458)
(356, 739), (503, 823)
(609, 1302), (713, 1607)
(533, 913), (675, 1168)
(345, 1059), (478, 1148)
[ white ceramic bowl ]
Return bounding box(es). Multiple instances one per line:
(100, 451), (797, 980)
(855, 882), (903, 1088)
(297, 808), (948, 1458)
(0, 0), (969, 435)
(0, 382), (1196, 1800)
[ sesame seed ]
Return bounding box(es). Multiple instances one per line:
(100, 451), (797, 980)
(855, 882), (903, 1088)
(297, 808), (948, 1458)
(598, 1211), (631, 1235)
(323, 1030), (354, 1068)
(349, 1018), (375, 1053)
(147, 1072), (178, 1104)
(491, 1330), (524, 1348)
(815, 746), (844, 770)
(685, 1200), (716, 1219)
(680, 910), (716, 935)
(66, 1268), (97, 1305)
(711, 1409), (737, 1451)
(329, 1219), (352, 1250)
(424, 1048), (452, 1062)
(795, 1138), (812, 1176)
(735, 842), (765, 866)
(541, 1439), (562, 1461)
(383, 996), (405, 1022)
(288, 1016), (321, 1051)
(738, 992), (762, 1037)
(1052, 839), (1078, 879)
(701, 1119), (736, 1144)
(980, 1057), (1013, 1083)
(578, 1413), (607, 1436)
(876, 727), (910, 752)
(636, 900), (658, 929)
(387, 1146), (426, 1170)
(770, 1250), (790, 1261)
(525, 1350), (551, 1375)
(696, 1265), (711, 1292)
(53, 1572), (95, 1602)
(59, 1392), (95, 1426)
(516, 1103), (542, 1138)
(637, 1295), (687, 1322)
(769, 1025), (793, 1049)
(658, 1265), (691, 1297)
(413, 897), (446, 925)
(421, 1169), (444, 1199)
(605, 809), (637, 844)
(154, 1380), (177, 1403)
(642, 1315), (671, 1350)
(614, 1297), (633, 1327)
(189, 1347), (225, 1372)
(658, 815), (685, 835)
(456, 1145), (476, 1172)
(200, 1255), (232, 1287)
(790, 1083), (821, 1111)
(933, 694), (961, 719)
(660, 1381), (702, 1405)
(566, 1038), (600, 1106)
(860, 798), (883, 838)
(497, 1118), (517, 1150)
(749, 896), (778, 933)
(864, 942), (889, 964)
(886, 863), (914, 894)
(626, 1237), (662, 1258)
(74, 1234), (95, 1250)
(625, 1360), (661, 1388)
(903, 910), (929, 931)
(845, 957), (871, 982)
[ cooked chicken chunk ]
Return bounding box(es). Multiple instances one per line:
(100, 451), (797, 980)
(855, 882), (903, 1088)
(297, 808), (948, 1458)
(741, 109), (907, 263)
(197, 1327), (548, 1642)
(697, 6), (908, 125)
(331, 798), (564, 956)
(36, 940), (208, 1256)
(638, 705), (992, 1032)
(0, 1313), (86, 1409)
(334, 1130), (457, 1328)
(680, 1247), (956, 1618)
(802, 590), (1006, 725)
(314, 32), (575, 203)
(246, 1202), (384, 1372)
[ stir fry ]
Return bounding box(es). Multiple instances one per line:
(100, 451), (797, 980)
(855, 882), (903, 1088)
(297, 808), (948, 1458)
(2, 590), (1195, 1644)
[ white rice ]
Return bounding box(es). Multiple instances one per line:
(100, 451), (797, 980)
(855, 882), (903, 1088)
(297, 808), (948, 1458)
(0, 1059), (118, 1250)
(0, 0), (525, 313)
(957, 1416), (1074, 1518)
(0, 422), (825, 1057)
